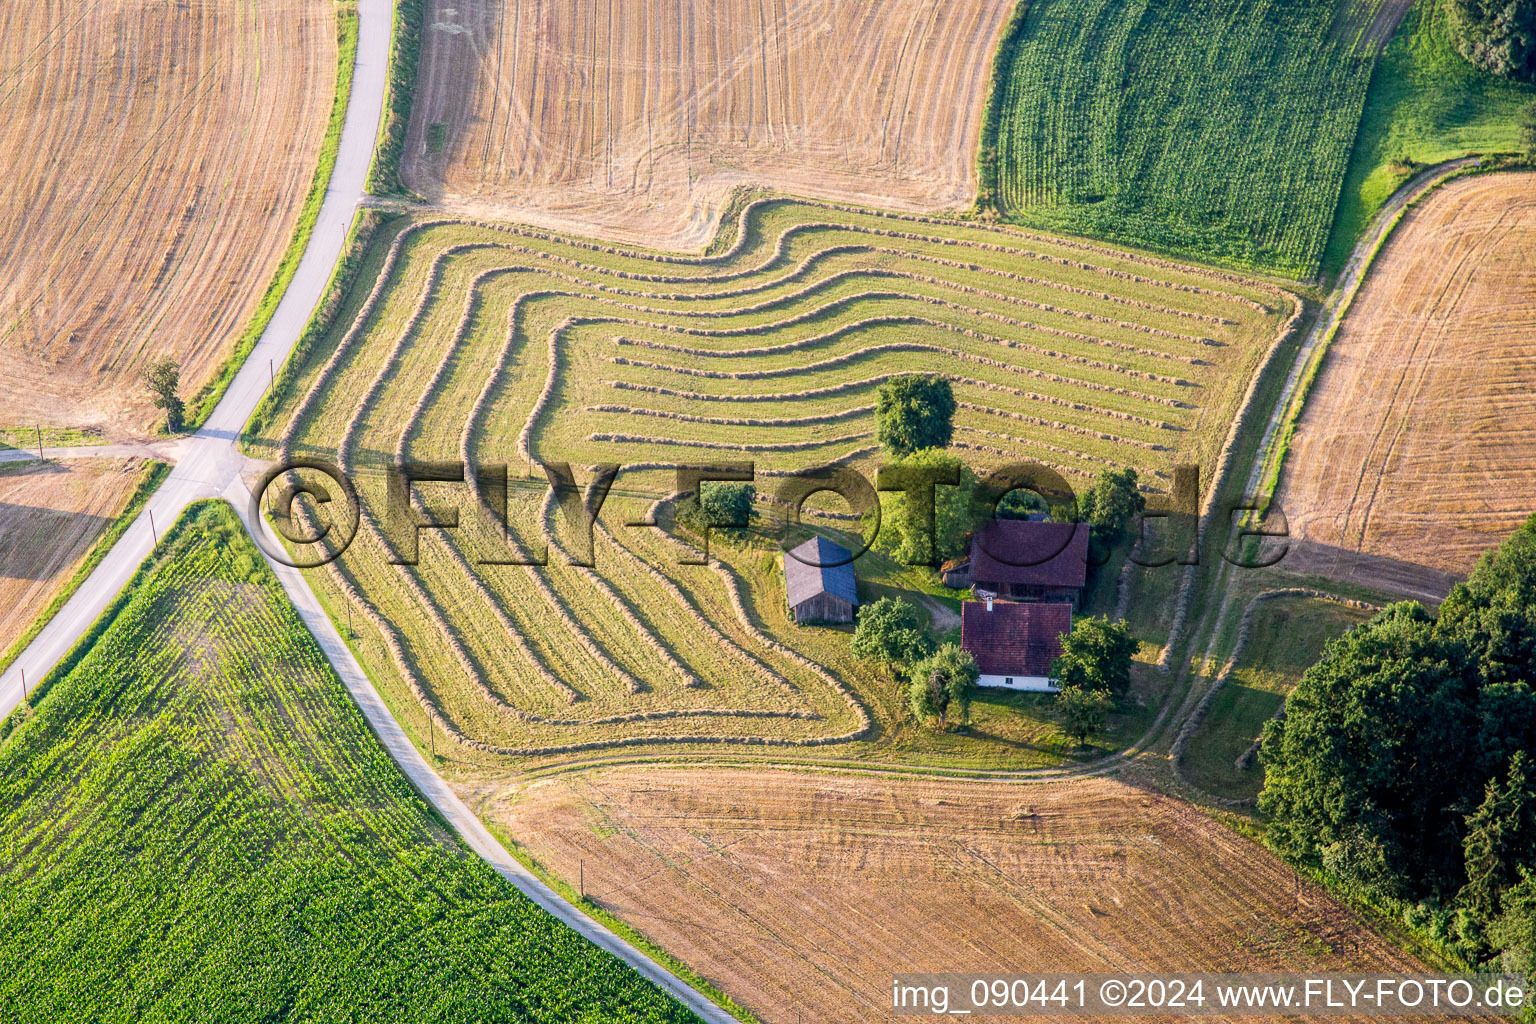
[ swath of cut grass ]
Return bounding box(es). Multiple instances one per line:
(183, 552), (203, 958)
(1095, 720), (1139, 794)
(254, 196), (1293, 767)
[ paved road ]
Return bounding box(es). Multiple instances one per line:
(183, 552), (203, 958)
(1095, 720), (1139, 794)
(0, 3), (735, 1020)
(0, 0), (390, 716)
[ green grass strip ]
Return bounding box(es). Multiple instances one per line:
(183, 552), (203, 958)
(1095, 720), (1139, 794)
(367, 0), (427, 195)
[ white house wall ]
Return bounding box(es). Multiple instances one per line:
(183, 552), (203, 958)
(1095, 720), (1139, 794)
(976, 673), (1058, 693)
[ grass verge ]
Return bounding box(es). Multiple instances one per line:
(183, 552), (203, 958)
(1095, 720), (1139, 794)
(366, 0), (426, 195)
(241, 209), (388, 446)
(1320, 0), (1536, 279)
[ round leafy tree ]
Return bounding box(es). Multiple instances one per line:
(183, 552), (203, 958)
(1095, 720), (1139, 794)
(876, 374), (956, 457)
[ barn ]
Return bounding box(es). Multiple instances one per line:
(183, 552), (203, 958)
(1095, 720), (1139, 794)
(783, 537), (858, 624)
(968, 519), (1090, 609)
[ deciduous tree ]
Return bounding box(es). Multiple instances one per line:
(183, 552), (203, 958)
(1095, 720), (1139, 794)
(852, 596), (934, 673)
(143, 358), (185, 432)
(1446, 0), (1536, 81)
(874, 449), (983, 565)
(906, 643), (978, 729)
(1050, 616), (1140, 698)
(1055, 685), (1112, 746)
(876, 374), (955, 457)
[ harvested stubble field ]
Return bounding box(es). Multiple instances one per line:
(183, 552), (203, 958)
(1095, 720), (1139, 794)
(403, 0), (1013, 248)
(258, 197), (1293, 766)
(0, 458), (147, 655)
(0, 500), (697, 1023)
(494, 767), (1444, 1024)
(1279, 173), (1536, 587)
(0, 0), (336, 436)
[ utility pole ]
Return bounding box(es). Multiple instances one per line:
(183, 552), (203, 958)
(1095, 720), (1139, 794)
(269, 359), (275, 389)
(19, 667), (26, 702)
(429, 715), (435, 760)
(149, 509), (159, 554)
(346, 602), (353, 639)
(36, 425), (43, 460)
(579, 858), (584, 900)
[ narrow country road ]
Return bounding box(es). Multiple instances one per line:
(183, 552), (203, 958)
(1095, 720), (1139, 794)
(0, 3), (735, 1021)
(0, 0), (389, 718)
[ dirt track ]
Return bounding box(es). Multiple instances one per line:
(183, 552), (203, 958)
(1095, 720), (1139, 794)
(0, 0), (336, 436)
(1278, 172), (1536, 580)
(494, 768), (1439, 1024)
(403, 0), (1013, 249)
(0, 459), (145, 655)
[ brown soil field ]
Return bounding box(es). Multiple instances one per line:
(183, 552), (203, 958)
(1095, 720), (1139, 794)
(491, 768), (1439, 1024)
(0, 458), (145, 655)
(0, 0), (336, 437)
(404, 0), (1013, 248)
(1279, 172), (1536, 585)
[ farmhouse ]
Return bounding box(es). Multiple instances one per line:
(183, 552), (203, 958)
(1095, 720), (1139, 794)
(968, 519), (1090, 608)
(960, 598), (1072, 691)
(783, 537), (859, 624)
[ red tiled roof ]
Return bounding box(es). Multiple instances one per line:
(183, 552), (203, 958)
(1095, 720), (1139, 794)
(960, 600), (1072, 677)
(968, 519), (1089, 589)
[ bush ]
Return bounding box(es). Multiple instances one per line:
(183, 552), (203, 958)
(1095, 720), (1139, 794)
(851, 597), (934, 673)
(678, 481), (757, 532)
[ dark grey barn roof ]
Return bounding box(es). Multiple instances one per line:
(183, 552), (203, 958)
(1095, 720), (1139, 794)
(784, 537), (859, 608)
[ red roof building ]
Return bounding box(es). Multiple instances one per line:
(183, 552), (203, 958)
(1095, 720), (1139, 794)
(960, 598), (1072, 692)
(968, 519), (1090, 608)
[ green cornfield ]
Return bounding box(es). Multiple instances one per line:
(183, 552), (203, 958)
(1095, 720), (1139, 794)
(988, 0), (1394, 279)
(0, 500), (697, 1024)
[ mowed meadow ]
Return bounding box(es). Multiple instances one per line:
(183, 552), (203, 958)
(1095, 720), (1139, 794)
(988, 0), (1408, 278)
(251, 197), (1294, 766)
